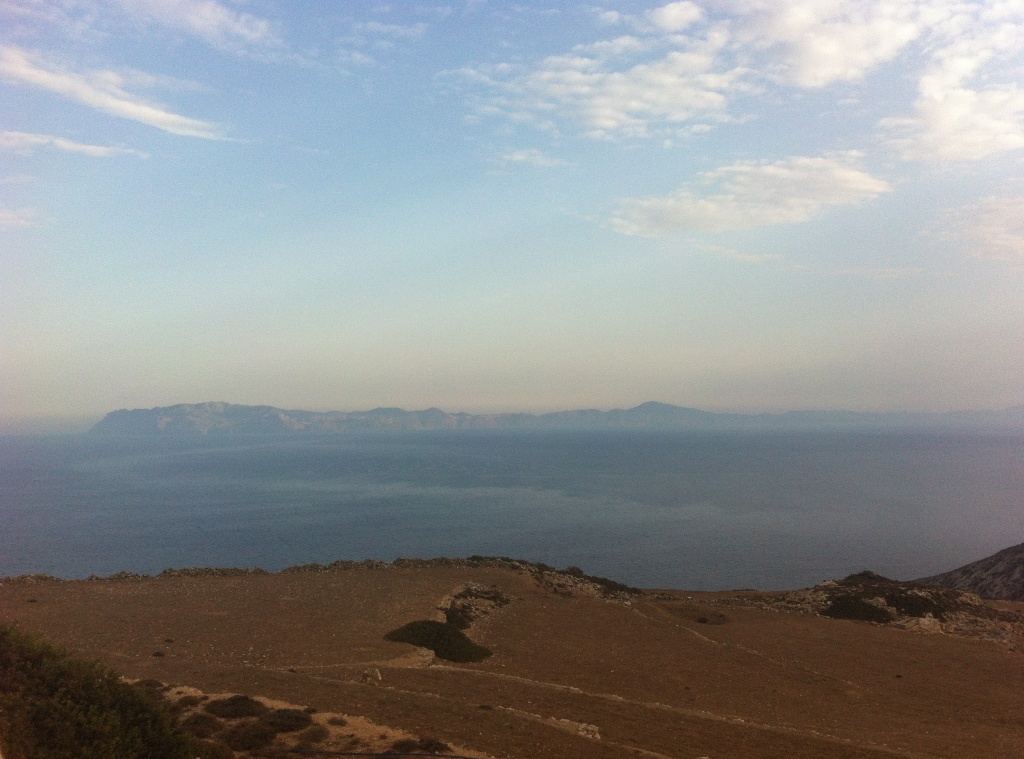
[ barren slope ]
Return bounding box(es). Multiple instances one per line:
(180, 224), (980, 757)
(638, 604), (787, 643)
(2, 564), (1023, 759)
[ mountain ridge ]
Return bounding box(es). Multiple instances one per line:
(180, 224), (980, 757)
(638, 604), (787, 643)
(90, 401), (1024, 435)
(915, 542), (1024, 601)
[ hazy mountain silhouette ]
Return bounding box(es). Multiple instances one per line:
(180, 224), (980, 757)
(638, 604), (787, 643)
(90, 401), (1024, 435)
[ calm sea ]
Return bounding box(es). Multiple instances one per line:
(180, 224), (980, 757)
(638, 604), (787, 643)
(1, 430), (1022, 590)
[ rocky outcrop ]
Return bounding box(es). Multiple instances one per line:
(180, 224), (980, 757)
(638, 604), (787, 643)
(714, 571), (1024, 648)
(913, 542), (1024, 601)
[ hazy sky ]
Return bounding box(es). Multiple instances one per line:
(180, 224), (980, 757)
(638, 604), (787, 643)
(2, 0), (1024, 428)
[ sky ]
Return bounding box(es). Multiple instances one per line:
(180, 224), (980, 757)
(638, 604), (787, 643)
(2, 0), (1024, 430)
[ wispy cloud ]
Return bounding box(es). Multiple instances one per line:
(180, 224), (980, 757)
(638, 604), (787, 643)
(0, 130), (146, 157)
(499, 148), (565, 167)
(461, 38), (741, 140)
(945, 195), (1024, 262)
(0, 207), (38, 228)
(109, 0), (278, 53)
(611, 153), (891, 236)
(0, 46), (224, 139)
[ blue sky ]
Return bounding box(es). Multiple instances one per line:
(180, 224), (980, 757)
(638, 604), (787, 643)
(2, 0), (1023, 429)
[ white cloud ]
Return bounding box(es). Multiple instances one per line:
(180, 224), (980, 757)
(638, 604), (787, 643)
(0, 207), (38, 228)
(947, 195), (1024, 262)
(0, 46), (224, 139)
(879, 16), (1024, 161)
(611, 153), (891, 235)
(646, 2), (704, 33)
(470, 39), (741, 139)
(500, 148), (565, 167)
(720, 0), (924, 87)
(703, 243), (783, 263)
(351, 21), (429, 40)
(109, 0), (277, 52)
(0, 130), (146, 157)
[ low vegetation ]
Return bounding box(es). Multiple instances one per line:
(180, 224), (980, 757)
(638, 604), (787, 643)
(385, 620), (493, 662)
(0, 625), (195, 759)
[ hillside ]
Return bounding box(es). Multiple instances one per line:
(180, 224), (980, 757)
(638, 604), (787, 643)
(90, 401), (1024, 435)
(914, 542), (1024, 601)
(3, 558), (1024, 759)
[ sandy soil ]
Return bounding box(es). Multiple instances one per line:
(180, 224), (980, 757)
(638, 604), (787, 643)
(2, 564), (1023, 759)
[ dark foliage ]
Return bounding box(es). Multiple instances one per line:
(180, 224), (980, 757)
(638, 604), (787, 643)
(885, 592), (948, 619)
(180, 711), (224, 738)
(205, 694), (269, 718)
(387, 736), (452, 754)
(194, 738), (235, 759)
(221, 719), (277, 751)
(295, 724), (330, 745)
(260, 707), (313, 732)
(384, 620), (492, 662)
(0, 625), (196, 759)
(822, 596), (894, 623)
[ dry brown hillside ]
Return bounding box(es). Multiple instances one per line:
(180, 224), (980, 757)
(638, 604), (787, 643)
(2, 559), (1023, 759)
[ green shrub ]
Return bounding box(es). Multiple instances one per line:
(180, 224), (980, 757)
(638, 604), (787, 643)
(260, 707), (313, 732)
(884, 592), (947, 619)
(204, 694), (268, 718)
(221, 719), (277, 751)
(384, 620), (492, 662)
(295, 724), (330, 745)
(387, 736), (452, 754)
(822, 596), (894, 623)
(194, 738), (235, 759)
(180, 712), (223, 738)
(0, 625), (196, 759)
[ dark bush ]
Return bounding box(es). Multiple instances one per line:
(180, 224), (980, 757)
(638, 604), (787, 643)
(260, 707), (313, 732)
(295, 724), (331, 745)
(327, 716), (348, 726)
(385, 620), (492, 662)
(0, 625), (196, 759)
(180, 711), (224, 738)
(387, 736), (452, 754)
(205, 694), (269, 718)
(194, 738), (235, 759)
(221, 719), (277, 751)
(822, 596), (894, 623)
(884, 592), (947, 619)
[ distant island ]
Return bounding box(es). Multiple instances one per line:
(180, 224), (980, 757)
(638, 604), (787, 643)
(90, 401), (1024, 435)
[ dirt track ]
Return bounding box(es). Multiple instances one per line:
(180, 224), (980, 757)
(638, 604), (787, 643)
(2, 565), (1023, 758)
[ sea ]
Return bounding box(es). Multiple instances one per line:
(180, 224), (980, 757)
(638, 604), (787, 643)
(1, 430), (1022, 590)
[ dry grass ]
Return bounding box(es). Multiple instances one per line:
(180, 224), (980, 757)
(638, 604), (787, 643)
(2, 565), (1024, 758)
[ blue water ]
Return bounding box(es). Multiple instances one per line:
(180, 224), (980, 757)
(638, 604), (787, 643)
(1, 430), (1022, 589)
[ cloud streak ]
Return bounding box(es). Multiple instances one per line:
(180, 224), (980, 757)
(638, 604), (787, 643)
(0, 130), (146, 157)
(110, 0), (277, 53)
(946, 195), (1024, 262)
(611, 153), (891, 235)
(0, 207), (38, 228)
(0, 46), (224, 139)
